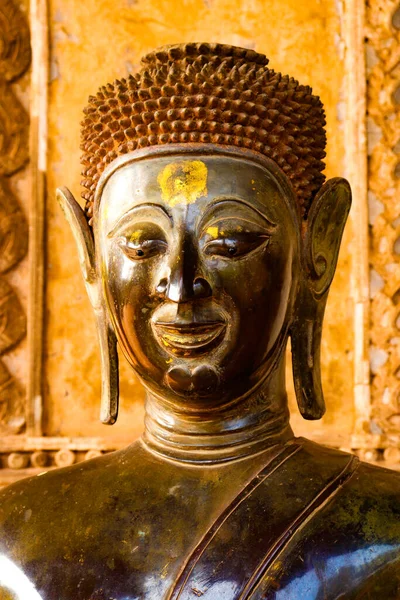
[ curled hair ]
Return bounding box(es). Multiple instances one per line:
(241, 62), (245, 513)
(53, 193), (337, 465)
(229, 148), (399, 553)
(81, 43), (326, 224)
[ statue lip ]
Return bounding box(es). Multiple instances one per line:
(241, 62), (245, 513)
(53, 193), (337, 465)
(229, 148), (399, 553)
(152, 320), (227, 356)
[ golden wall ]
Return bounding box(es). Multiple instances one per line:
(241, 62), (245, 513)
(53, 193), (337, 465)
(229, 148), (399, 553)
(44, 0), (354, 444)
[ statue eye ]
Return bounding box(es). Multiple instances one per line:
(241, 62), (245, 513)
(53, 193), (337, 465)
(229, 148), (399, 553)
(203, 233), (269, 259)
(119, 238), (168, 260)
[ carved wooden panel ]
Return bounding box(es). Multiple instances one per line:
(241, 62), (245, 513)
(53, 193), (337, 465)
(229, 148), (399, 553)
(0, 0), (31, 82)
(0, 81), (30, 176)
(0, 178), (28, 273)
(0, 0), (30, 436)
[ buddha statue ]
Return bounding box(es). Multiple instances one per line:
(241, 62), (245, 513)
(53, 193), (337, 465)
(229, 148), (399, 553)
(0, 42), (400, 600)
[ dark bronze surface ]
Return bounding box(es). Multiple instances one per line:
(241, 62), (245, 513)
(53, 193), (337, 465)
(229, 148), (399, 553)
(0, 438), (400, 599)
(0, 43), (399, 599)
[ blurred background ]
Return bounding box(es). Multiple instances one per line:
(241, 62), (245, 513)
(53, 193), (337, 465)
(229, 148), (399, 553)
(1, 0), (399, 485)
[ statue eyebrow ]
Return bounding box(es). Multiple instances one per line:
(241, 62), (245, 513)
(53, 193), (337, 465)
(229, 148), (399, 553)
(198, 196), (277, 231)
(107, 202), (172, 236)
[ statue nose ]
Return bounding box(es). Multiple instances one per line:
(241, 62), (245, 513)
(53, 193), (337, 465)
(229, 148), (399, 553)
(156, 276), (212, 303)
(156, 235), (212, 303)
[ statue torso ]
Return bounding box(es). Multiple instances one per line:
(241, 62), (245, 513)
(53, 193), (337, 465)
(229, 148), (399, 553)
(0, 438), (399, 600)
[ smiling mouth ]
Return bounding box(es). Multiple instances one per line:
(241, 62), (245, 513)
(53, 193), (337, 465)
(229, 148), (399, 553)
(152, 321), (226, 357)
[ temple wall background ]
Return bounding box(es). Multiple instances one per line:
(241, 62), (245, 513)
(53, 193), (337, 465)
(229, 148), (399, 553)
(46, 0), (352, 445)
(0, 0), (398, 484)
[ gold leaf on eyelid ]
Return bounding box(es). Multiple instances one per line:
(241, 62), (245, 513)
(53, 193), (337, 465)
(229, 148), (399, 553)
(206, 226), (218, 238)
(129, 230), (142, 242)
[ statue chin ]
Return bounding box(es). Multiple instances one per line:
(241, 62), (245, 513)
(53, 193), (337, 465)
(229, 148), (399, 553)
(165, 364), (220, 398)
(114, 292), (292, 410)
(135, 330), (287, 408)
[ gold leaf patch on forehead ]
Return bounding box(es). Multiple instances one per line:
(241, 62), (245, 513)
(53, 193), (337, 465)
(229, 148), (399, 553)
(157, 160), (208, 207)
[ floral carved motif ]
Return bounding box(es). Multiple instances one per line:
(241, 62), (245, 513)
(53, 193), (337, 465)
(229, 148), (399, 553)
(0, 0), (31, 82)
(366, 0), (400, 437)
(0, 82), (30, 176)
(0, 0), (30, 434)
(0, 178), (28, 273)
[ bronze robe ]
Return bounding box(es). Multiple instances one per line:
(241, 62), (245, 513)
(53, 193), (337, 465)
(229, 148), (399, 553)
(0, 439), (399, 599)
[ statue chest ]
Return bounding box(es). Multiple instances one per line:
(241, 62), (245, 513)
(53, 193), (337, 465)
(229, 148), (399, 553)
(1, 441), (400, 599)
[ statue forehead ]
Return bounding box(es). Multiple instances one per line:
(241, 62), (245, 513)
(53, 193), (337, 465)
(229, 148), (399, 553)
(96, 151), (299, 231)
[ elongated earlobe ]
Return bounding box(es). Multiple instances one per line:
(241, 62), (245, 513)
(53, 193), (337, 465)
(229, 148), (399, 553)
(56, 187), (119, 424)
(291, 287), (327, 419)
(291, 178), (352, 420)
(97, 319), (119, 425)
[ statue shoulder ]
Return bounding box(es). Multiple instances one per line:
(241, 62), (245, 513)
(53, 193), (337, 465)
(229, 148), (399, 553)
(0, 441), (145, 541)
(356, 455), (400, 488)
(301, 438), (400, 535)
(337, 456), (400, 539)
(301, 441), (400, 570)
(244, 441), (400, 599)
(342, 451), (400, 510)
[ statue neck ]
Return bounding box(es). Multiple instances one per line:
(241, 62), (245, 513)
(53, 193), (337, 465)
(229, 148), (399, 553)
(142, 356), (293, 464)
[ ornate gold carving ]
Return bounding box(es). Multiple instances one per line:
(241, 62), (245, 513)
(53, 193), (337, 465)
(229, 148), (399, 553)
(6, 452), (29, 470)
(0, 278), (26, 354)
(54, 449), (76, 468)
(0, 0), (30, 176)
(0, 83), (30, 176)
(366, 0), (400, 439)
(0, 0), (31, 82)
(0, 361), (25, 434)
(0, 178), (28, 273)
(30, 451), (47, 468)
(0, 0), (31, 436)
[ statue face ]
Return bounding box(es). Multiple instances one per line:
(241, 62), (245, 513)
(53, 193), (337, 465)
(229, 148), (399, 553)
(96, 153), (299, 408)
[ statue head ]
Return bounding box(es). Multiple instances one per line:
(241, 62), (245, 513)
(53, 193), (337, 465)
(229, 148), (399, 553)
(57, 43), (351, 429)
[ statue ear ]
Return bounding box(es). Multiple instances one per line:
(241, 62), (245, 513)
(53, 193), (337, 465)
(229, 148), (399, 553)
(291, 178), (351, 420)
(56, 187), (119, 425)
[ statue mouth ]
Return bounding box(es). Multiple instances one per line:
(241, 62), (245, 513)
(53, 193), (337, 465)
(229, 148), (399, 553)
(152, 320), (226, 357)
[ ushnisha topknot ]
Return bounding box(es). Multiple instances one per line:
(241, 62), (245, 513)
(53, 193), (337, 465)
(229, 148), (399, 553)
(80, 42), (326, 224)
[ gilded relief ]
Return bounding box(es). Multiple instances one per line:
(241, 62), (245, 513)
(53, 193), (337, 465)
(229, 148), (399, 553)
(366, 0), (400, 439)
(0, 0), (30, 434)
(0, 82), (29, 176)
(0, 0), (31, 82)
(0, 178), (28, 273)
